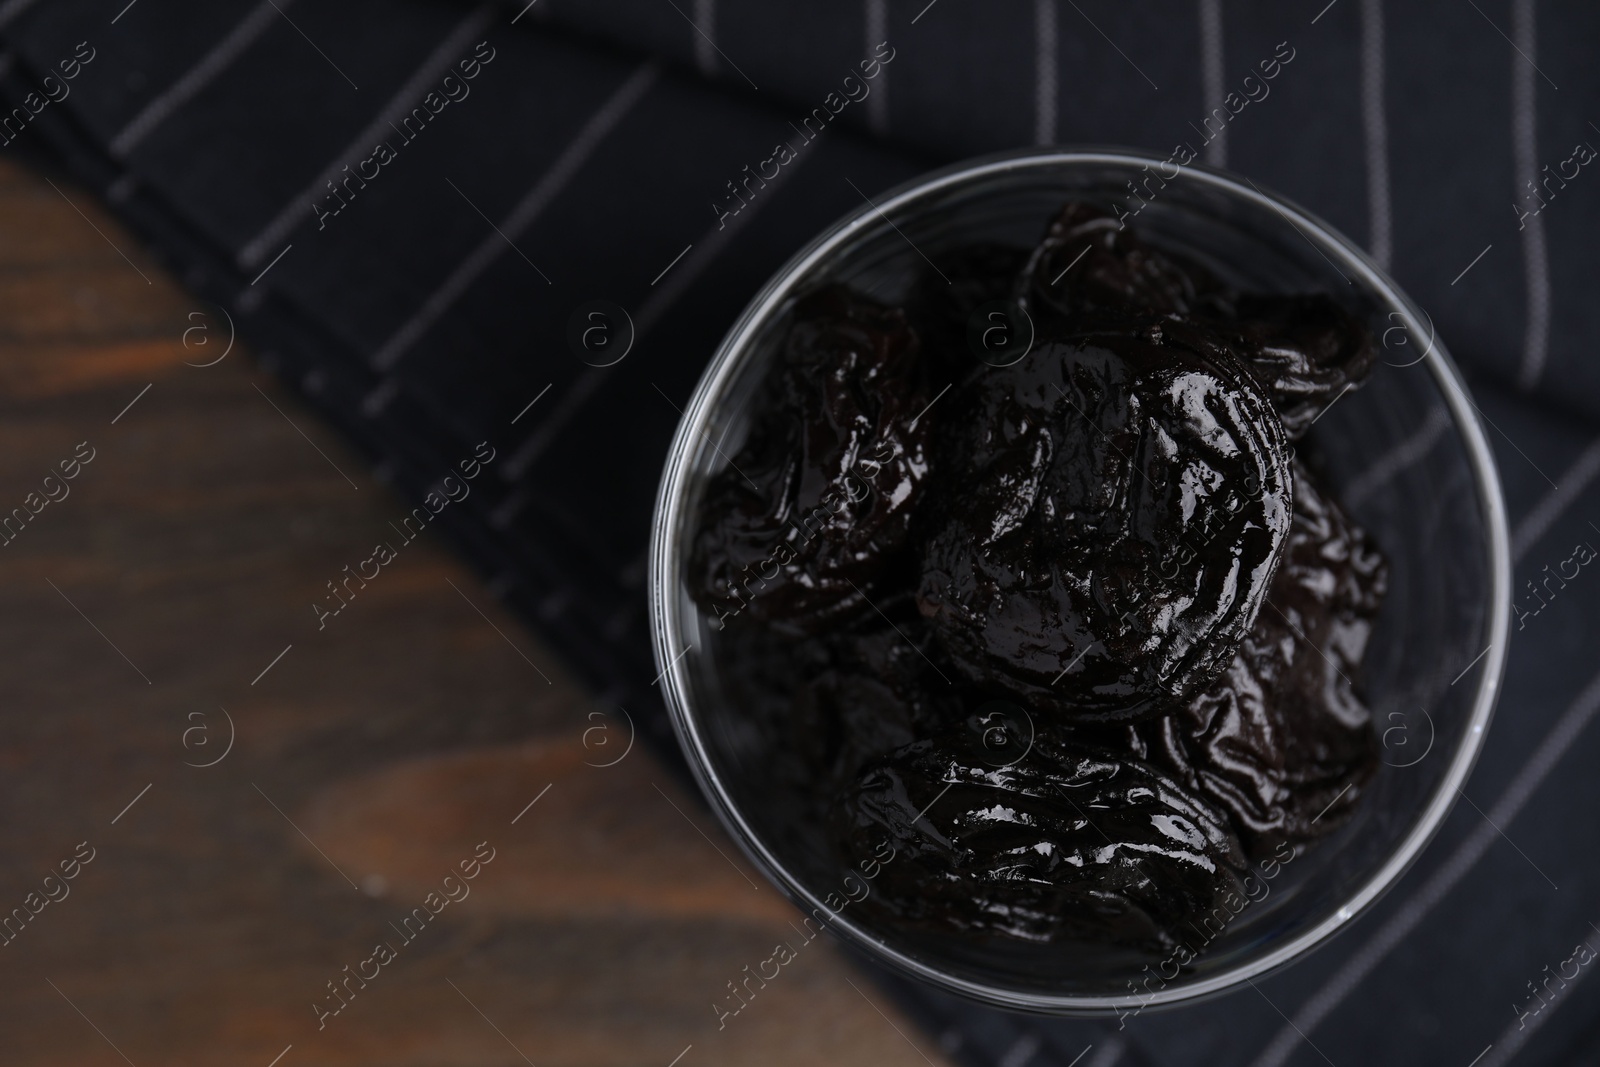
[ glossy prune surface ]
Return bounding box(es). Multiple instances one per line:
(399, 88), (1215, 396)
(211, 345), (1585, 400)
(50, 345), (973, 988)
(916, 322), (1293, 722)
(1017, 203), (1376, 438)
(1017, 202), (1221, 321)
(693, 201), (1385, 962)
(1233, 294), (1378, 438)
(714, 597), (953, 839)
(836, 727), (1250, 953)
(1141, 464), (1386, 857)
(688, 285), (934, 634)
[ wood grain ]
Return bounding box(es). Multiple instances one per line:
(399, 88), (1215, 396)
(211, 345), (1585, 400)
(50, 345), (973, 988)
(0, 154), (954, 1067)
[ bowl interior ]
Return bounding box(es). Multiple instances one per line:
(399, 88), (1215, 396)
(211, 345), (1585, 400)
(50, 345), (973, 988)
(654, 153), (1506, 1009)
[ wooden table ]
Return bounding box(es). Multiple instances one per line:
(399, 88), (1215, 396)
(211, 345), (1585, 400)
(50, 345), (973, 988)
(0, 153), (954, 1067)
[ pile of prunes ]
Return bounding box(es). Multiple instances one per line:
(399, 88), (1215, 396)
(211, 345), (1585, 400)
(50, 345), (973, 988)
(688, 203), (1386, 957)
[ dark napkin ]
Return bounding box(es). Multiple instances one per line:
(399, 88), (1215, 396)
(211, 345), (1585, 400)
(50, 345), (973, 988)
(2, 1), (1599, 1064)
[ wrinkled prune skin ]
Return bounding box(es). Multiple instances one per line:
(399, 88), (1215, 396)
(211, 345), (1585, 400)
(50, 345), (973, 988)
(1017, 202), (1221, 322)
(1016, 204), (1376, 439)
(796, 603), (959, 795)
(837, 728), (1249, 952)
(1143, 464), (1386, 857)
(691, 200), (1390, 961)
(1233, 295), (1378, 438)
(916, 324), (1293, 722)
(718, 597), (957, 835)
(689, 285), (934, 633)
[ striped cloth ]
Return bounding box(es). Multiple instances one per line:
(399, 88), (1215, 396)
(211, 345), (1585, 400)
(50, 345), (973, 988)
(1, 1), (1598, 1064)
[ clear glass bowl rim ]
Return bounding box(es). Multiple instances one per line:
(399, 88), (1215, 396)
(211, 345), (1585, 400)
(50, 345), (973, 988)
(647, 146), (1512, 1015)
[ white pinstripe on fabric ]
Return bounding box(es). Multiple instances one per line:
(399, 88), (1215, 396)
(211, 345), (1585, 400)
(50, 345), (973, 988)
(692, 0), (715, 77)
(1359, 0), (1392, 271)
(1512, 0), (1551, 390)
(996, 1032), (1041, 1067)
(500, 136), (814, 482)
(1248, 664), (1600, 1067)
(865, 0), (889, 134)
(110, 0), (289, 158)
(1086, 1038), (1126, 1067)
(1197, 0), (1226, 167)
(1033, 0), (1056, 146)
(1477, 925), (1600, 1067)
(368, 61), (660, 374)
(237, 3), (498, 271)
(1510, 435), (1600, 560)
(1246, 451), (1600, 1067)
(1341, 404), (1451, 509)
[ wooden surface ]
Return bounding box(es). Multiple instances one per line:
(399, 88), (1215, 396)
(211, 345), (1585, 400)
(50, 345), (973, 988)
(0, 153), (955, 1067)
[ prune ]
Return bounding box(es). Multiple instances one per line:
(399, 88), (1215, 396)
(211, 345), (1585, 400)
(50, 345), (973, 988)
(689, 285), (934, 633)
(1016, 202), (1221, 323)
(1015, 204), (1377, 439)
(1143, 464), (1386, 857)
(716, 599), (955, 834)
(836, 727), (1249, 953)
(916, 322), (1293, 722)
(691, 200), (1389, 963)
(1233, 295), (1377, 439)
(798, 604), (959, 793)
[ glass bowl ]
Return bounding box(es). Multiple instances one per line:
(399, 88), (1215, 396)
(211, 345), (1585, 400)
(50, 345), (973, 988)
(648, 148), (1509, 1013)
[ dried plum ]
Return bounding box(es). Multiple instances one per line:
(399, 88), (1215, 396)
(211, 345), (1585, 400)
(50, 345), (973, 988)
(1234, 294), (1378, 438)
(689, 285), (934, 633)
(1016, 202), (1220, 323)
(916, 323), (1293, 722)
(716, 599), (955, 832)
(1015, 204), (1376, 439)
(1143, 463), (1386, 856)
(836, 728), (1249, 953)
(797, 606), (959, 794)
(691, 199), (1390, 963)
